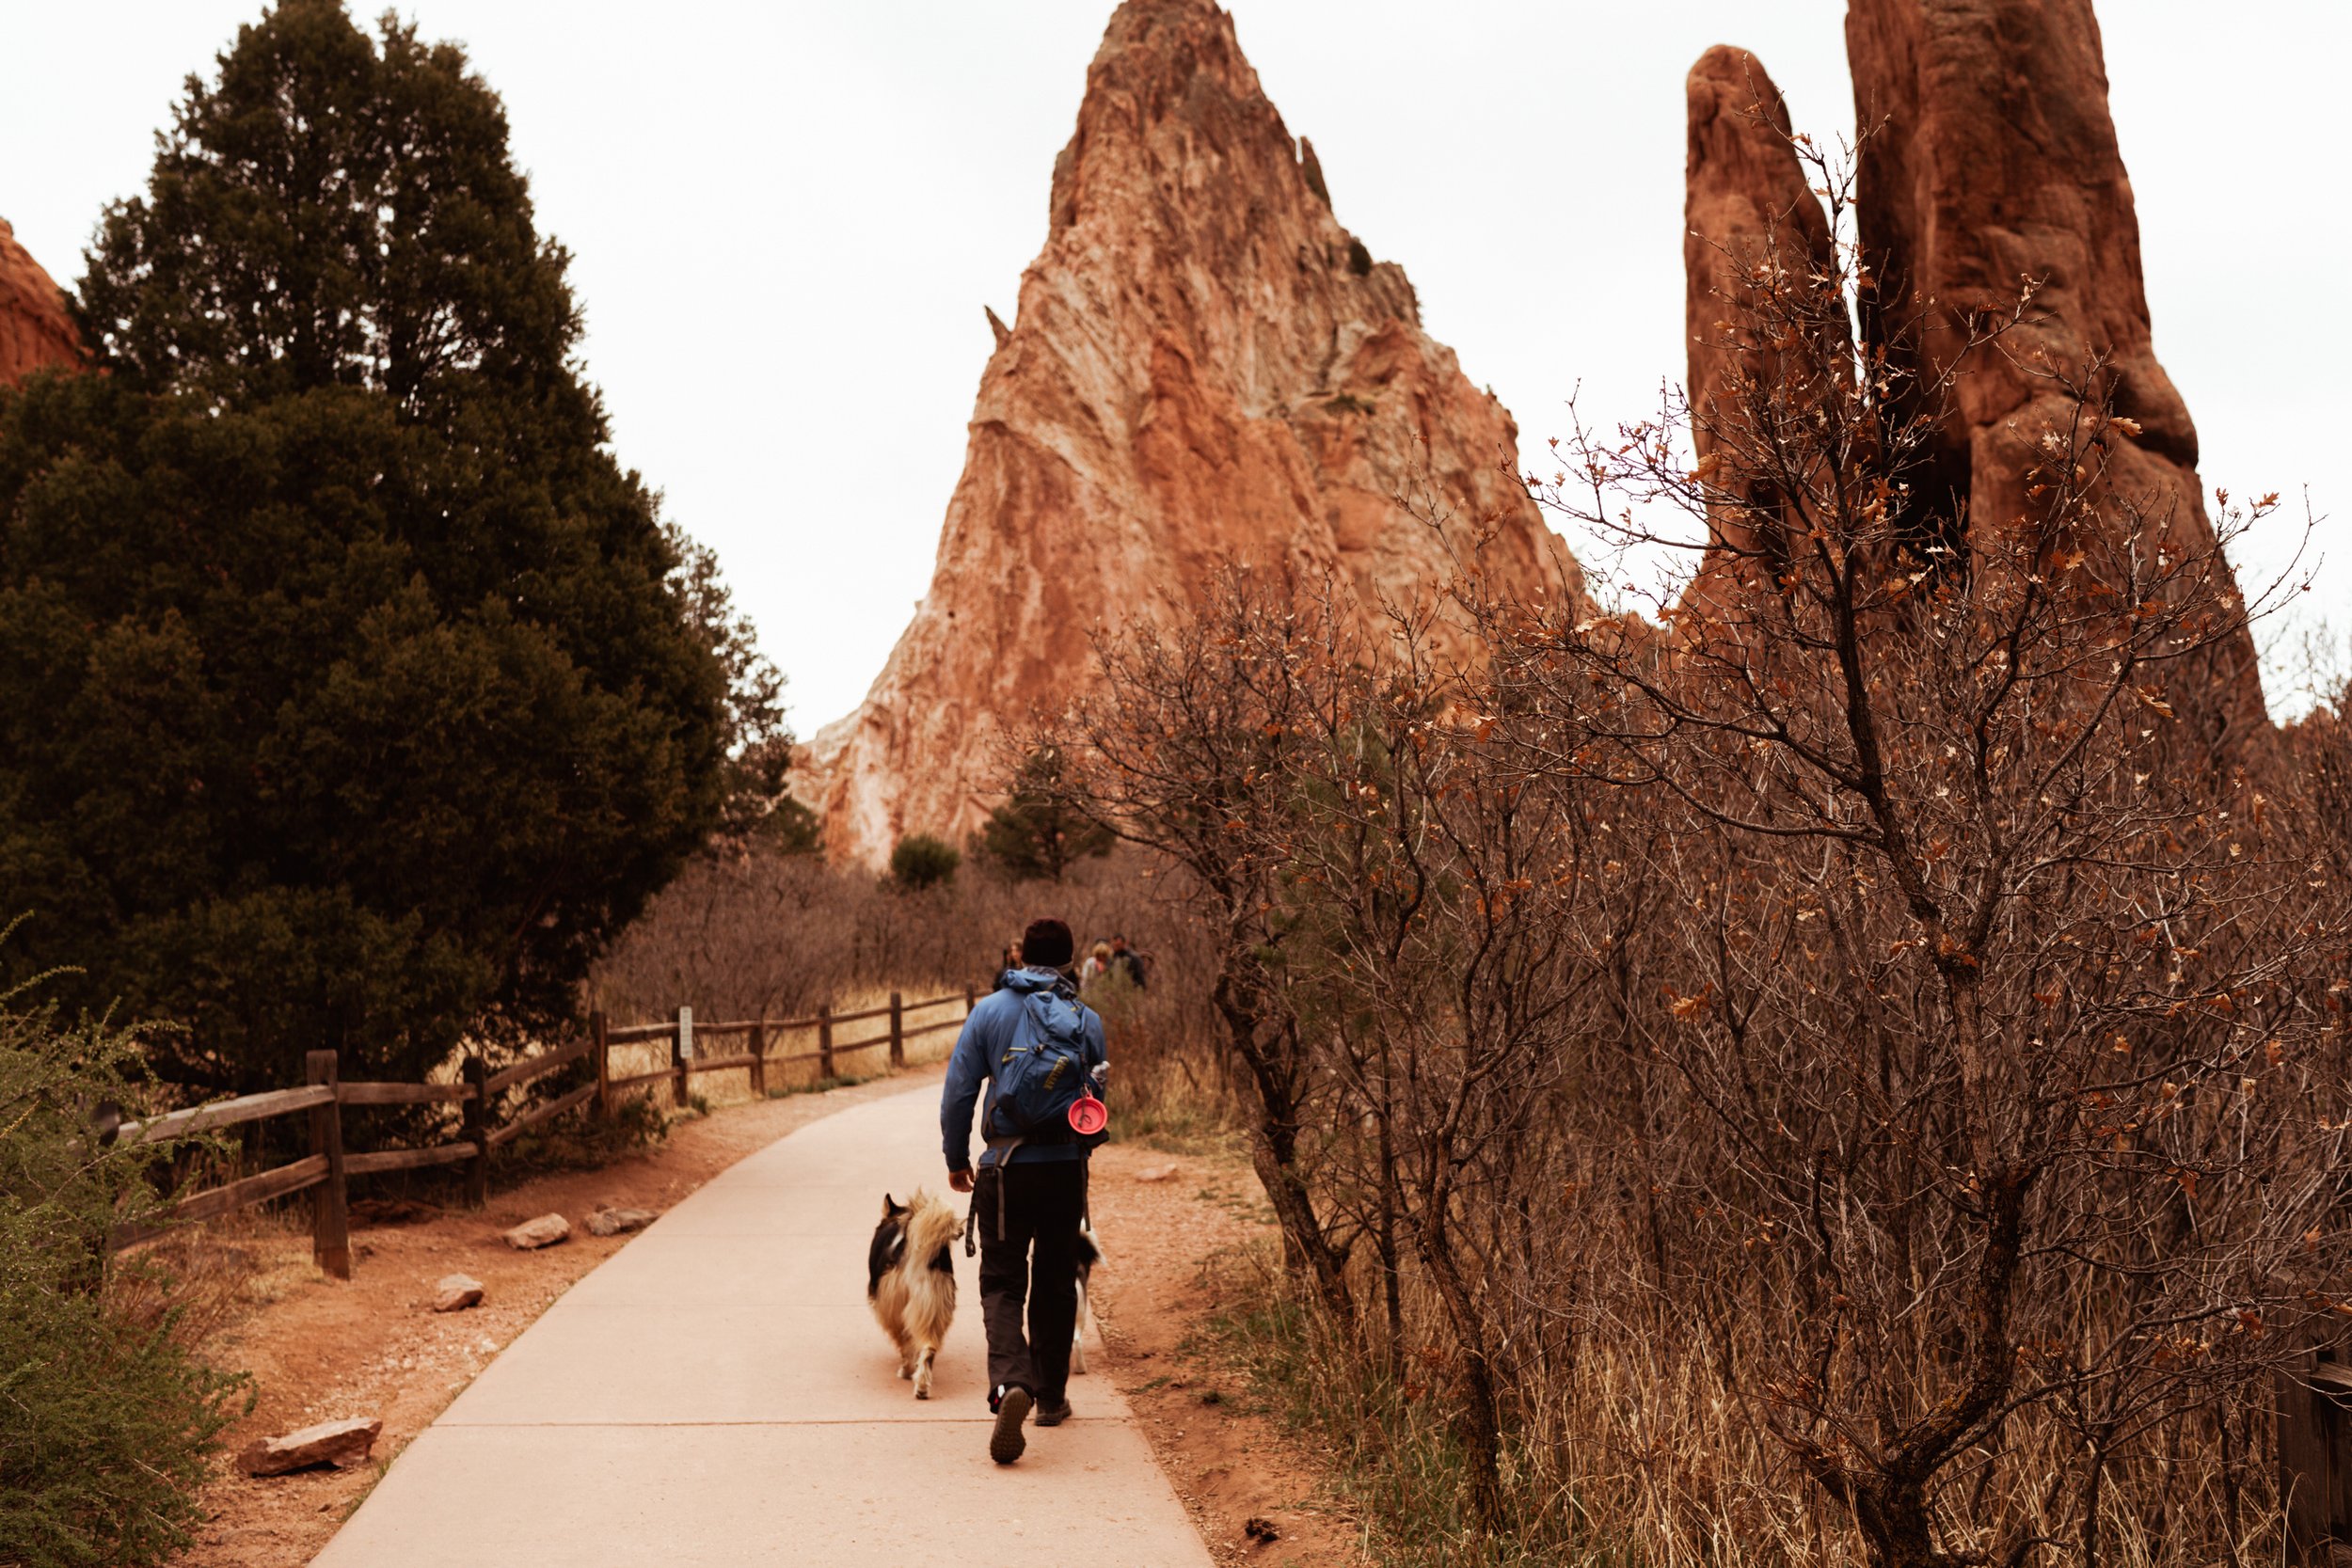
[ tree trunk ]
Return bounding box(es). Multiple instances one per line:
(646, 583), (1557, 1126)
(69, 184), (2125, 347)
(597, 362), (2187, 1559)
(1216, 964), (1352, 1322)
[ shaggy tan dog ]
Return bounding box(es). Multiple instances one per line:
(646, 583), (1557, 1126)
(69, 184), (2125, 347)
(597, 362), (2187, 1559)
(866, 1190), (961, 1399)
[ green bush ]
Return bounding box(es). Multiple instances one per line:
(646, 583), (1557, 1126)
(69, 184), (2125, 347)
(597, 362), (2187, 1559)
(888, 834), (961, 892)
(0, 968), (249, 1567)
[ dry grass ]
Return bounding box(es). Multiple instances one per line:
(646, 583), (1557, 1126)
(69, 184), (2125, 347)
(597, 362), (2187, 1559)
(1205, 1243), (2293, 1568)
(109, 1206), (323, 1352)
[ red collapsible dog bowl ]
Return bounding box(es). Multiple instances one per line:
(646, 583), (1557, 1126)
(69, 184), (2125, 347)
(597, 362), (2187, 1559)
(1068, 1094), (1108, 1136)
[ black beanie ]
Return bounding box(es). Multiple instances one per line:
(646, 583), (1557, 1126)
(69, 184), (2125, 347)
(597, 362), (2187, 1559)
(1022, 917), (1074, 969)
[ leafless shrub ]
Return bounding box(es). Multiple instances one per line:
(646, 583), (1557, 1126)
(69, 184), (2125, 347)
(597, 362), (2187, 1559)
(1040, 135), (2351, 1567)
(585, 843), (1235, 1134)
(1031, 565), (1369, 1319)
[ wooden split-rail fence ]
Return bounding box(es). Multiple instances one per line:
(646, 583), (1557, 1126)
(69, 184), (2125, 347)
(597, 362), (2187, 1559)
(106, 987), (978, 1280)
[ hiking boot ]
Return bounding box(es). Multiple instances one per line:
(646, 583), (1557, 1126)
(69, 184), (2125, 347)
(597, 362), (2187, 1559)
(1034, 1398), (1073, 1427)
(990, 1386), (1032, 1465)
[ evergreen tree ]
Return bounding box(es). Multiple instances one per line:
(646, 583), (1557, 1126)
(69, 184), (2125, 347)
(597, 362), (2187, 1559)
(0, 0), (754, 1092)
(973, 748), (1112, 882)
(888, 835), (961, 893)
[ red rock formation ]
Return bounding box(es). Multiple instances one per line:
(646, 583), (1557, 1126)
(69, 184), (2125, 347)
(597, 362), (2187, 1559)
(1843, 0), (2262, 736)
(804, 0), (1579, 863)
(1677, 2), (2262, 738)
(1679, 47), (1836, 609)
(0, 218), (80, 386)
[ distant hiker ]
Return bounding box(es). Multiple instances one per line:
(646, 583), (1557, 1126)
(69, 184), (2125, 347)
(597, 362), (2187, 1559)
(942, 916), (1108, 1464)
(992, 939), (1022, 991)
(1110, 933), (1148, 990)
(1079, 941), (1112, 991)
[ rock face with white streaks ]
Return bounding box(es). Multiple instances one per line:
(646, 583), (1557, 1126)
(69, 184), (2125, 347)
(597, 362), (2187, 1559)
(802, 0), (1581, 863)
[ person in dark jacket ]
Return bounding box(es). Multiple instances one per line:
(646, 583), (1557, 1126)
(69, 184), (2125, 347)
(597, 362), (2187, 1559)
(942, 916), (1107, 1465)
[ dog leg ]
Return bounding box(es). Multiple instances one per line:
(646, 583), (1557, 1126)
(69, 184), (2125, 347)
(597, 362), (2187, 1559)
(896, 1334), (914, 1379)
(913, 1344), (935, 1400)
(1072, 1277), (1088, 1375)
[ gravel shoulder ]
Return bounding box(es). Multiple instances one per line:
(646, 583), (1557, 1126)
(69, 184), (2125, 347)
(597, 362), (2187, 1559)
(1087, 1141), (1374, 1568)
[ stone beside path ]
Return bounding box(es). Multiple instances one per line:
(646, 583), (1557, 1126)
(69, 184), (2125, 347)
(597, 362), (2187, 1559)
(313, 1083), (1215, 1566)
(238, 1417), (382, 1478)
(499, 1212), (569, 1250)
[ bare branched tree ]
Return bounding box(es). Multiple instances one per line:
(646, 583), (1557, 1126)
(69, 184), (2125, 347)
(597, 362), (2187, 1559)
(1032, 564), (1360, 1319)
(1492, 129), (2352, 1568)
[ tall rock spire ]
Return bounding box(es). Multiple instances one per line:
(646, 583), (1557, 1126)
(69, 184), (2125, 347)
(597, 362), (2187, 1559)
(1673, 4), (2263, 742)
(0, 218), (80, 387)
(1680, 46), (1836, 601)
(1843, 0), (2263, 737)
(803, 0), (1580, 863)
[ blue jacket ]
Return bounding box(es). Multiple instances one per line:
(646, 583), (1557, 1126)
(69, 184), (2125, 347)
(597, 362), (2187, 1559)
(941, 968), (1107, 1171)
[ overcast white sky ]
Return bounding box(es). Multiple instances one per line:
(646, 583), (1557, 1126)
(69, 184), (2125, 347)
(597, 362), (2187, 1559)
(6, 2), (2344, 726)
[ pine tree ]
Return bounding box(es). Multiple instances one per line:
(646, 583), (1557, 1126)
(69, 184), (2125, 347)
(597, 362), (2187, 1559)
(0, 0), (752, 1091)
(973, 748), (1113, 882)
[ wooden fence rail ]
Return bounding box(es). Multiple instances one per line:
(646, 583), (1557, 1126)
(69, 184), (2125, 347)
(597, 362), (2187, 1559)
(105, 987), (980, 1282)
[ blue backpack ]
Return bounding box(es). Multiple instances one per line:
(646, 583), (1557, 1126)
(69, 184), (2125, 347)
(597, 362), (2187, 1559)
(985, 986), (1098, 1148)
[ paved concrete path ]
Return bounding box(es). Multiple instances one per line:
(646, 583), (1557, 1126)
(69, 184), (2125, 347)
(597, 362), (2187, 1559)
(315, 1083), (1215, 1567)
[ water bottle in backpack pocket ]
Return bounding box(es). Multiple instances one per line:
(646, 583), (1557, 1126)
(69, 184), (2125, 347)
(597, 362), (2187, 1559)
(984, 988), (1103, 1151)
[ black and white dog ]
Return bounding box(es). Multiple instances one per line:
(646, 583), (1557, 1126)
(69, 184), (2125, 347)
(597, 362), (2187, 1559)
(1071, 1217), (1104, 1374)
(868, 1190), (961, 1399)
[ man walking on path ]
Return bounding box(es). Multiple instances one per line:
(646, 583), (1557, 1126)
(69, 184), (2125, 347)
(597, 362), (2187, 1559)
(942, 916), (1107, 1465)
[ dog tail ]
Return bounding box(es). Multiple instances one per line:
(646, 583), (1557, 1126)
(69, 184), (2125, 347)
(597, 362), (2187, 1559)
(905, 1190), (965, 1261)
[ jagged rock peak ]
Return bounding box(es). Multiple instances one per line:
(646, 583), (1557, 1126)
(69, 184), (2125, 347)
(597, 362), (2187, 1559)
(0, 218), (81, 387)
(802, 0), (1580, 864)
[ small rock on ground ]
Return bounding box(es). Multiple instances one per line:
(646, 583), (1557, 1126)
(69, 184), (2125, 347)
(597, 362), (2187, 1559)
(501, 1213), (570, 1250)
(1136, 1163), (1181, 1183)
(587, 1206), (657, 1237)
(431, 1273), (485, 1312)
(239, 1417), (383, 1477)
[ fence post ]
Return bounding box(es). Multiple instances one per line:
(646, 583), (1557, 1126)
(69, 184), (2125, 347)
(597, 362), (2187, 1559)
(2279, 1347), (2352, 1563)
(591, 1010), (610, 1118)
(671, 1006), (694, 1108)
(461, 1056), (489, 1208)
(305, 1051), (350, 1280)
(964, 982), (977, 1018)
(749, 1013), (768, 1098)
(818, 1003), (834, 1080)
(888, 991), (905, 1069)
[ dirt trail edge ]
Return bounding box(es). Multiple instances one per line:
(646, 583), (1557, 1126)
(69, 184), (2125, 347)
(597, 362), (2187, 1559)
(311, 1081), (1216, 1567)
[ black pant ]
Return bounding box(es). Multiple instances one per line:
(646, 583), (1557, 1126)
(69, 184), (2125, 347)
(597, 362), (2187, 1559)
(974, 1159), (1086, 1407)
